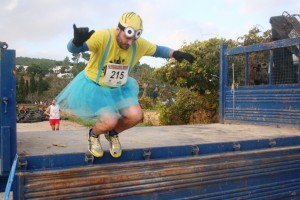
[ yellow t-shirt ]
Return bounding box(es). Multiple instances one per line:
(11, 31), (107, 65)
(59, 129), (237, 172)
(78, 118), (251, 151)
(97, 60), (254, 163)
(85, 28), (156, 86)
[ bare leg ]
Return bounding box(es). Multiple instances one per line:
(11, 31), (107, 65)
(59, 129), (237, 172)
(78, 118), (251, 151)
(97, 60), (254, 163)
(92, 113), (119, 136)
(96, 105), (143, 158)
(114, 105), (143, 133)
(55, 124), (60, 131)
(51, 125), (55, 131)
(92, 105), (143, 135)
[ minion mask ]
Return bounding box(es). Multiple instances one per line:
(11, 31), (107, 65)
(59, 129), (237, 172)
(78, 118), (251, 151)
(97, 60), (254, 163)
(118, 12), (143, 39)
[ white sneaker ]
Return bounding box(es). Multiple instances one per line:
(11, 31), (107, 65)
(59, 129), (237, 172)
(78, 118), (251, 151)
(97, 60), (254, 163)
(105, 133), (122, 158)
(88, 132), (103, 158)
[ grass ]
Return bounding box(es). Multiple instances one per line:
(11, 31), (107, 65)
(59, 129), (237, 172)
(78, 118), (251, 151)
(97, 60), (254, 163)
(65, 115), (95, 128)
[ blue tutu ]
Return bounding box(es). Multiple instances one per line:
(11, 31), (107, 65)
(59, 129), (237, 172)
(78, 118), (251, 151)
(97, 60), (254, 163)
(56, 71), (139, 121)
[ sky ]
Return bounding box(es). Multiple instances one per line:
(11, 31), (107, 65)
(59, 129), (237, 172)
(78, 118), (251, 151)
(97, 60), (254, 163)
(1, 0), (300, 68)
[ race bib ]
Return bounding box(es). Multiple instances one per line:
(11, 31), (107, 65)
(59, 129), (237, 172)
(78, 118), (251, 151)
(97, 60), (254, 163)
(103, 63), (129, 87)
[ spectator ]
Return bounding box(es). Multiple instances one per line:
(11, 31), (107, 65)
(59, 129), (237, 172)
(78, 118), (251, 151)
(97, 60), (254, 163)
(44, 99), (61, 131)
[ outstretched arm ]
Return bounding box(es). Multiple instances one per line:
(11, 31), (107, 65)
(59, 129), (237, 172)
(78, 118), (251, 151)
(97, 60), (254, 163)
(153, 45), (195, 64)
(67, 40), (89, 53)
(172, 50), (195, 63)
(67, 24), (95, 53)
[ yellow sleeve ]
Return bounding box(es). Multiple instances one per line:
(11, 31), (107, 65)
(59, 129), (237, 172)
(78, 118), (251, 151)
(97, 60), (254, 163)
(135, 37), (157, 57)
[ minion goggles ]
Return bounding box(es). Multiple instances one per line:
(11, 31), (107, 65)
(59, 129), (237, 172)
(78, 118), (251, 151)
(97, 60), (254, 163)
(118, 23), (142, 39)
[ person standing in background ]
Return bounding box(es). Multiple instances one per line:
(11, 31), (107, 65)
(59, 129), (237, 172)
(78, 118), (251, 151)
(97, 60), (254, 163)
(44, 99), (61, 131)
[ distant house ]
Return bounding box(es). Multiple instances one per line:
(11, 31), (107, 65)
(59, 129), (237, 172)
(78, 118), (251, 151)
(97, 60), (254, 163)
(16, 65), (29, 71)
(52, 65), (73, 74)
(16, 64), (74, 79)
(57, 73), (74, 79)
(52, 66), (62, 74)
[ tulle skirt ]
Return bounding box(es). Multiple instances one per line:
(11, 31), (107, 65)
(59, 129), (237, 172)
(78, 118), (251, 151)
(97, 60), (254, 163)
(56, 71), (139, 121)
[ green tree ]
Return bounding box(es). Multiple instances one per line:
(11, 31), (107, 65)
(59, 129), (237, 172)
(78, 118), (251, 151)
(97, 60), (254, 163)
(43, 76), (71, 100)
(70, 62), (85, 76)
(55, 61), (62, 66)
(16, 65), (25, 74)
(159, 38), (232, 94)
(16, 76), (26, 103)
(70, 54), (86, 76)
(81, 52), (90, 63)
(131, 62), (154, 97)
(25, 80), (29, 96)
(237, 25), (271, 46)
(29, 76), (37, 93)
(159, 88), (202, 125)
(155, 38), (236, 124)
(16, 57), (56, 69)
(60, 66), (69, 73)
(62, 56), (70, 68)
(27, 64), (49, 77)
(131, 62), (175, 100)
(37, 76), (50, 95)
(16, 57), (57, 77)
(71, 53), (80, 67)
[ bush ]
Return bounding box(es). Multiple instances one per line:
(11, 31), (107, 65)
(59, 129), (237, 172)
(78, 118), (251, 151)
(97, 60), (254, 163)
(158, 88), (202, 125)
(139, 96), (154, 109)
(158, 88), (219, 125)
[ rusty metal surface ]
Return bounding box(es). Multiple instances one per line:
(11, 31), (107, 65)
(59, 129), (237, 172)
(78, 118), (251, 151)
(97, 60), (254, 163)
(227, 37), (300, 55)
(219, 36), (300, 126)
(15, 146), (300, 199)
(224, 85), (300, 125)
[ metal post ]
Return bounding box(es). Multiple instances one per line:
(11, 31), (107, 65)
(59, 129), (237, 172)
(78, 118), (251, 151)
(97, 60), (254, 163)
(269, 49), (273, 85)
(0, 44), (16, 175)
(219, 44), (228, 123)
(298, 45), (300, 83)
(4, 154), (18, 200)
(245, 53), (249, 85)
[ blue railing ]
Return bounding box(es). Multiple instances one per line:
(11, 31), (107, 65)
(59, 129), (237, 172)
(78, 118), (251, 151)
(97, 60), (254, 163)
(219, 37), (300, 125)
(3, 154), (18, 200)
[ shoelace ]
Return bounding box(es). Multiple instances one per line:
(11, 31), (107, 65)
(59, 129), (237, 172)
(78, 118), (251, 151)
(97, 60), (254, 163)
(92, 137), (101, 148)
(111, 136), (120, 147)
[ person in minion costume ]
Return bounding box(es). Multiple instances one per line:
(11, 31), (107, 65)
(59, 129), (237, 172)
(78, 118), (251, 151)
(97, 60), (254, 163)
(56, 12), (195, 158)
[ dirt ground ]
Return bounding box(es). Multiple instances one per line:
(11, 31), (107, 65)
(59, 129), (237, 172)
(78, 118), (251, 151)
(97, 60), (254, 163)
(17, 120), (86, 132)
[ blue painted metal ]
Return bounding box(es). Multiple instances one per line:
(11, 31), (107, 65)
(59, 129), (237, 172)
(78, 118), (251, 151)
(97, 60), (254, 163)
(219, 37), (300, 125)
(224, 84), (300, 125)
(15, 136), (300, 172)
(227, 37), (300, 55)
(4, 154), (18, 200)
(0, 176), (8, 193)
(298, 44), (300, 84)
(219, 44), (227, 123)
(245, 52), (249, 85)
(269, 49), (274, 85)
(1, 127), (11, 174)
(0, 48), (16, 176)
(13, 141), (300, 199)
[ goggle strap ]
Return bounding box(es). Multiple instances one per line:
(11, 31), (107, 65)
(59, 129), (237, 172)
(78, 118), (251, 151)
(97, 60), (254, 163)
(118, 23), (126, 31)
(118, 23), (142, 39)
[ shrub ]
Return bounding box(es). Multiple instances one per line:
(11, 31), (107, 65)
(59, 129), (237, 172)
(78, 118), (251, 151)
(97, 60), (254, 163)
(158, 88), (202, 125)
(139, 96), (153, 109)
